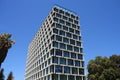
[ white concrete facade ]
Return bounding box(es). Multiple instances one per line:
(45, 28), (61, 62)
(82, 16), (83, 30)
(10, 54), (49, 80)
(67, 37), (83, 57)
(25, 6), (85, 80)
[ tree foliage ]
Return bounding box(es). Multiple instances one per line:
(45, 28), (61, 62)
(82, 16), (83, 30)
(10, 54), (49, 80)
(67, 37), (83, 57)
(0, 68), (4, 80)
(0, 33), (14, 67)
(87, 55), (120, 80)
(7, 72), (14, 80)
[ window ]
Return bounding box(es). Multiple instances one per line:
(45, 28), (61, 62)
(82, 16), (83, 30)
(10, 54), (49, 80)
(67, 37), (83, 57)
(66, 22), (71, 26)
(52, 74), (58, 80)
(65, 12), (70, 17)
(72, 24), (76, 28)
(52, 57), (58, 64)
(53, 41), (58, 48)
(50, 65), (54, 73)
(71, 52), (76, 58)
(59, 10), (64, 14)
(64, 51), (69, 57)
(80, 48), (83, 53)
(66, 32), (72, 38)
(81, 61), (84, 67)
(67, 45), (72, 51)
(75, 30), (79, 35)
(60, 30), (65, 36)
(73, 34), (78, 40)
(60, 75), (67, 80)
(60, 19), (65, 24)
(56, 13), (61, 18)
(63, 16), (67, 20)
(55, 49), (62, 56)
(56, 35), (62, 41)
(79, 68), (84, 75)
(46, 68), (48, 74)
(74, 20), (78, 24)
(79, 36), (81, 41)
(55, 65), (62, 73)
(68, 75), (75, 80)
(77, 41), (81, 46)
(63, 26), (68, 31)
(63, 38), (69, 43)
(60, 43), (66, 49)
(48, 58), (51, 65)
(64, 66), (70, 73)
(54, 17), (58, 22)
(71, 14), (75, 19)
(54, 7), (58, 12)
(68, 59), (73, 66)
(76, 76), (82, 80)
(69, 28), (74, 33)
(74, 47), (79, 52)
(60, 58), (66, 64)
(56, 23), (61, 29)
(78, 54), (83, 59)
(53, 28), (58, 34)
(70, 39), (75, 45)
(72, 67), (78, 74)
(75, 60), (80, 66)
(69, 18), (73, 22)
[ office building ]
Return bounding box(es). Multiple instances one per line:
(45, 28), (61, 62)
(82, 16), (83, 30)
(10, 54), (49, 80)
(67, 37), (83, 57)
(25, 5), (85, 80)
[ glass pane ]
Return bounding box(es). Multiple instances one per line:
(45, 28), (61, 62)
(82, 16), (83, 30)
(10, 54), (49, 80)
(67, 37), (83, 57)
(79, 68), (84, 75)
(74, 47), (79, 52)
(66, 32), (71, 38)
(60, 43), (66, 49)
(53, 28), (58, 34)
(63, 26), (68, 31)
(68, 75), (75, 80)
(70, 39), (75, 45)
(60, 58), (66, 64)
(60, 30), (65, 36)
(68, 59), (73, 66)
(63, 38), (69, 43)
(56, 35), (62, 41)
(64, 51), (69, 57)
(53, 41), (58, 48)
(75, 60), (80, 66)
(55, 65), (62, 73)
(52, 57), (58, 64)
(55, 49), (62, 56)
(50, 65), (54, 73)
(71, 52), (76, 58)
(64, 66), (70, 73)
(72, 67), (78, 74)
(67, 45), (72, 51)
(76, 76), (82, 80)
(78, 54), (83, 59)
(60, 75), (67, 80)
(52, 74), (58, 80)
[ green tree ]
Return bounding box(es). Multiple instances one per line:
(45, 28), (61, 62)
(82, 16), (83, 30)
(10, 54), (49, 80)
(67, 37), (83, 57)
(87, 55), (120, 80)
(0, 68), (4, 80)
(0, 33), (14, 67)
(7, 72), (14, 80)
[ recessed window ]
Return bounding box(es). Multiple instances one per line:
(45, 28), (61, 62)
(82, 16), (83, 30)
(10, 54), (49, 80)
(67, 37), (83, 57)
(70, 39), (75, 45)
(65, 12), (70, 17)
(63, 26), (68, 31)
(52, 74), (58, 80)
(69, 28), (74, 33)
(60, 30), (65, 36)
(64, 66), (70, 73)
(72, 67), (78, 74)
(68, 75), (75, 80)
(76, 76), (82, 80)
(79, 68), (84, 75)
(74, 47), (79, 52)
(63, 37), (69, 43)
(67, 45), (72, 51)
(55, 65), (62, 73)
(60, 75), (67, 80)
(60, 43), (66, 49)
(60, 19), (65, 24)
(73, 35), (78, 40)
(69, 18), (73, 22)
(63, 16), (67, 20)
(50, 65), (54, 72)
(66, 22), (71, 26)
(75, 60), (80, 66)
(66, 32), (72, 38)
(64, 51), (69, 57)
(75, 30), (79, 35)
(71, 52), (76, 58)
(72, 24), (76, 28)
(56, 13), (61, 18)
(54, 7), (58, 12)
(56, 23), (61, 29)
(55, 49), (62, 56)
(53, 28), (58, 34)
(81, 61), (84, 67)
(71, 14), (75, 19)
(52, 57), (58, 64)
(74, 20), (78, 24)
(54, 17), (58, 22)
(59, 10), (64, 14)
(78, 54), (83, 59)
(68, 59), (74, 65)
(56, 35), (62, 41)
(60, 58), (66, 64)
(53, 41), (58, 48)
(77, 41), (81, 46)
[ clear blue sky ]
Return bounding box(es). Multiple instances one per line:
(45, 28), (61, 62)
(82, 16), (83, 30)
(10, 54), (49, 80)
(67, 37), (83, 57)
(0, 0), (120, 80)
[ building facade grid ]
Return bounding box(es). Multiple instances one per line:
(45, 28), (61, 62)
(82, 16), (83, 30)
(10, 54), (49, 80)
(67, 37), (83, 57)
(25, 6), (85, 80)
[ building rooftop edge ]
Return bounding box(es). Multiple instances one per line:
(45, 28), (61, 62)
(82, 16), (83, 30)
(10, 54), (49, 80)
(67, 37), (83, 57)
(53, 4), (77, 16)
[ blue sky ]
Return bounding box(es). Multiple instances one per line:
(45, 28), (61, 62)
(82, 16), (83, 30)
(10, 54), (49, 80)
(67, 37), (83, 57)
(0, 0), (120, 80)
